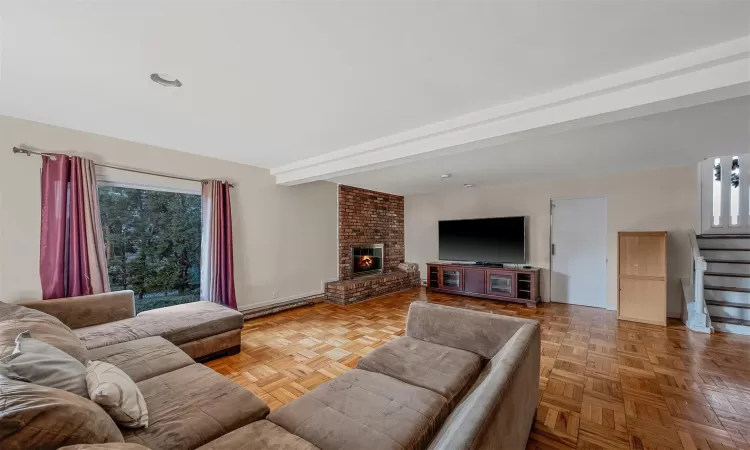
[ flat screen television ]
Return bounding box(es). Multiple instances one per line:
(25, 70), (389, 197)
(438, 216), (527, 264)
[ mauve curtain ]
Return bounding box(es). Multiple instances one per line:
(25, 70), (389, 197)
(40, 155), (110, 299)
(200, 180), (237, 309)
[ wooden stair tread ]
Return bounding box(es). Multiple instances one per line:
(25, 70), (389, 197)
(704, 271), (750, 278)
(705, 285), (750, 293)
(711, 316), (750, 326)
(706, 299), (750, 309)
(698, 235), (750, 239)
(705, 259), (750, 264)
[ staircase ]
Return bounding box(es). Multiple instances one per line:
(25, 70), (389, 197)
(697, 234), (750, 335)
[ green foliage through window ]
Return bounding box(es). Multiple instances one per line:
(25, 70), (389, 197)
(98, 186), (202, 313)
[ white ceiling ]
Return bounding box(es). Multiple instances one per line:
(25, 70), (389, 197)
(331, 96), (750, 195)
(1, 0), (749, 169)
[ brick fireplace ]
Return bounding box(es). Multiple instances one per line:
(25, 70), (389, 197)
(337, 185), (404, 280)
(325, 185), (420, 305)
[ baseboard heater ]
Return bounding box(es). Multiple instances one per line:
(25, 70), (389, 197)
(240, 294), (323, 320)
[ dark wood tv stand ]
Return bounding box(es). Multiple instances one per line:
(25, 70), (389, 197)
(427, 262), (541, 307)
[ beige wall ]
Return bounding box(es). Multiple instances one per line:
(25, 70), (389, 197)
(405, 166), (696, 317)
(0, 115), (338, 310)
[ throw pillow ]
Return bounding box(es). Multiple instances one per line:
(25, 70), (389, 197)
(87, 360), (149, 428)
(0, 376), (124, 447)
(0, 331), (88, 397)
(0, 300), (90, 363)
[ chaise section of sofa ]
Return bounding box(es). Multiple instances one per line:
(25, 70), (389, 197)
(23, 290), (243, 361)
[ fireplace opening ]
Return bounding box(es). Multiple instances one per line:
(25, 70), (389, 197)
(352, 244), (384, 277)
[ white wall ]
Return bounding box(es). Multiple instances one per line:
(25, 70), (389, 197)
(0, 115), (338, 310)
(405, 166), (696, 317)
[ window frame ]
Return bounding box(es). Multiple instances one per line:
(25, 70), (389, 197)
(96, 166), (202, 196)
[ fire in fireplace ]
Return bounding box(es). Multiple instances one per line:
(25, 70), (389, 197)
(359, 255), (374, 269)
(352, 244), (384, 276)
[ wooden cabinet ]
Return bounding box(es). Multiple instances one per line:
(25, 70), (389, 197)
(463, 268), (486, 295)
(427, 263), (541, 307)
(617, 232), (667, 326)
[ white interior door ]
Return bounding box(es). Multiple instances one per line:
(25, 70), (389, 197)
(551, 197), (607, 308)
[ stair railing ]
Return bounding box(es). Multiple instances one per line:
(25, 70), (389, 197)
(688, 230), (711, 332)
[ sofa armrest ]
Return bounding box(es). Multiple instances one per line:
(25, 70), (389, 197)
(406, 301), (537, 359)
(428, 322), (541, 450)
(23, 291), (136, 329)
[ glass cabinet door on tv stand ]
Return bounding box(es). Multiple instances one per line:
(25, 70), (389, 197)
(439, 268), (462, 290)
(486, 270), (515, 297)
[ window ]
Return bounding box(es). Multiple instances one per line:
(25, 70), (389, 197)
(98, 185), (202, 313)
(731, 156), (740, 226)
(713, 158), (722, 226)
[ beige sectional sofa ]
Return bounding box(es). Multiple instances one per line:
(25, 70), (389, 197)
(1, 294), (540, 450)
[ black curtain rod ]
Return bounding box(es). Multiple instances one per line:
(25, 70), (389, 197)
(12, 146), (235, 188)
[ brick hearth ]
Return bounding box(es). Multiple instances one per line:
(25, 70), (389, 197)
(325, 271), (421, 305)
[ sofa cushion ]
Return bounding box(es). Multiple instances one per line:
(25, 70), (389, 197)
(88, 337), (194, 383)
(0, 377), (124, 448)
(1, 331), (88, 397)
(86, 361), (149, 428)
(123, 363), (269, 450)
(268, 369), (448, 450)
(356, 336), (482, 406)
(74, 301), (243, 350)
(0, 301), (89, 364)
(196, 420), (320, 450)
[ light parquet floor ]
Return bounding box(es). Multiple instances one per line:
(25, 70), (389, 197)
(206, 288), (750, 450)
